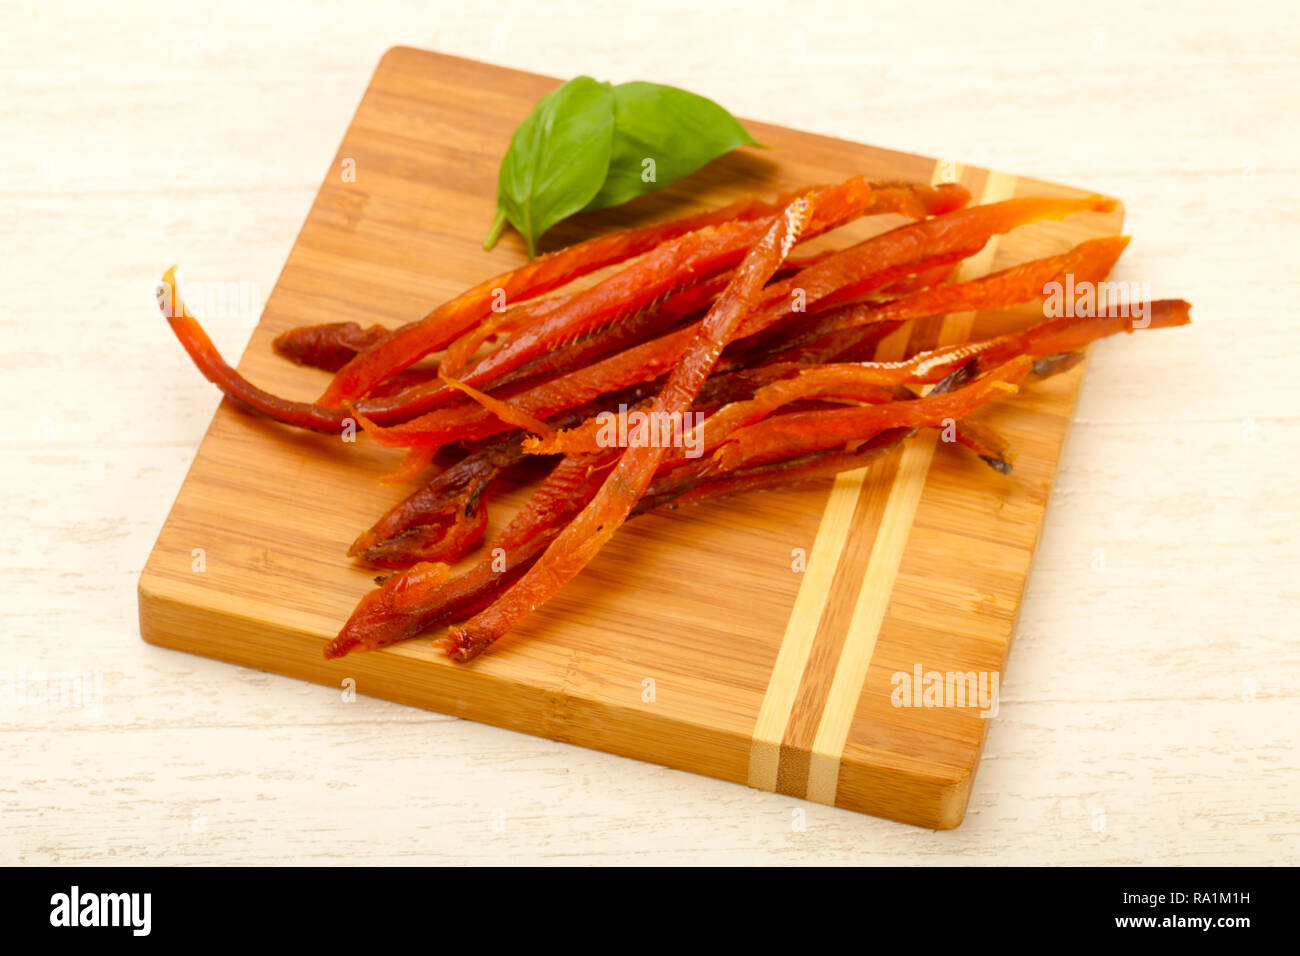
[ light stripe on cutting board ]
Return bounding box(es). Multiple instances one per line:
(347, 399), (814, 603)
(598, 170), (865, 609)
(747, 164), (1019, 802)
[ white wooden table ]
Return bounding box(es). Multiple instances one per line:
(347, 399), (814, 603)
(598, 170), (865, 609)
(2, 0), (1296, 864)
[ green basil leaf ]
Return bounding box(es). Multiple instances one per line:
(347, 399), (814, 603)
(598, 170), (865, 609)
(582, 81), (760, 213)
(483, 76), (615, 258)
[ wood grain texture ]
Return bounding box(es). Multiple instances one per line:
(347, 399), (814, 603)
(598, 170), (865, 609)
(4, 0), (1297, 864)
(137, 47), (1123, 828)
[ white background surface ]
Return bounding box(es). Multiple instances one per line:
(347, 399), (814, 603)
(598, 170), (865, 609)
(2, 0), (1296, 864)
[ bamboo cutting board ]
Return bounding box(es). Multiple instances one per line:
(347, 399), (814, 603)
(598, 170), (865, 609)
(139, 46), (1123, 828)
